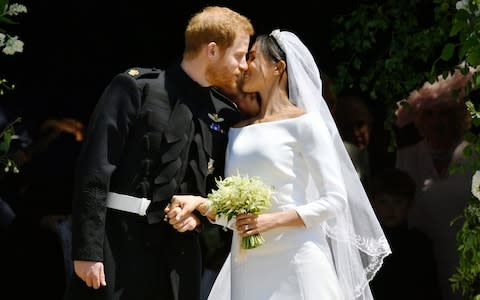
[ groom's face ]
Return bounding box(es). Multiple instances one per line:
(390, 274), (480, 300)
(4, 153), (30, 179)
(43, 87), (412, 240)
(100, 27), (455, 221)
(205, 32), (250, 93)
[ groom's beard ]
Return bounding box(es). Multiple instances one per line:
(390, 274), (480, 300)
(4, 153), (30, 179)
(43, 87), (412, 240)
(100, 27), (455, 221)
(205, 61), (238, 93)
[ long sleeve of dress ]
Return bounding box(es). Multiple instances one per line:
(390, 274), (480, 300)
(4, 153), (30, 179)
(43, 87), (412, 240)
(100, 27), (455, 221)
(71, 73), (142, 261)
(294, 114), (348, 228)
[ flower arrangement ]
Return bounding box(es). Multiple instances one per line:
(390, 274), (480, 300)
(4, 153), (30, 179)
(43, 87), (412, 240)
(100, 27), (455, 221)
(207, 173), (273, 249)
(0, 2), (26, 56)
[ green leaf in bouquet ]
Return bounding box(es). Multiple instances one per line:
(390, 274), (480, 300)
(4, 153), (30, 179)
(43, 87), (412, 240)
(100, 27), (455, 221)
(0, 127), (12, 155)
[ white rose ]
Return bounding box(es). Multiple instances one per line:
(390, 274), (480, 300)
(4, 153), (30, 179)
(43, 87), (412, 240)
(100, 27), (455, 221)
(2, 36), (23, 55)
(471, 170), (480, 200)
(456, 0), (480, 16)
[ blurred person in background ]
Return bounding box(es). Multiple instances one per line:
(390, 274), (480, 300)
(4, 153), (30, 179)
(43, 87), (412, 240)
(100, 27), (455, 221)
(394, 66), (478, 300)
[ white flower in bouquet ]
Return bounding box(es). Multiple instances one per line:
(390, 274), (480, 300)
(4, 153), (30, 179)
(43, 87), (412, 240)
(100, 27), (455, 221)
(471, 170), (480, 200)
(207, 173), (273, 249)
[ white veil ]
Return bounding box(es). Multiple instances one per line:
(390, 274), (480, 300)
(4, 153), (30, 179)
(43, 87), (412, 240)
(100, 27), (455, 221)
(270, 29), (391, 299)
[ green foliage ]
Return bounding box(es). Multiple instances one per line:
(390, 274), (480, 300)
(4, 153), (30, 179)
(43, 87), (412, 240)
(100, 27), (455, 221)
(0, 0), (17, 26)
(329, 0), (480, 297)
(329, 0), (479, 148)
(0, 117), (20, 173)
(0, 0), (26, 173)
(465, 99), (480, 172)
(459, 86), (480, 298)
(450, 196), (480, 298)
(331, 0), (448, 96)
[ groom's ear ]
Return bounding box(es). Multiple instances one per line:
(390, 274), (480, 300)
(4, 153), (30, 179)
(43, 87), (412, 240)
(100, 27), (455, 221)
(207, 42), (218, 58)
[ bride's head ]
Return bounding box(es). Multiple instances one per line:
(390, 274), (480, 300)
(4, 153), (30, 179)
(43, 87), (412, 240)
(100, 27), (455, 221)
(241, 34), (289, 99)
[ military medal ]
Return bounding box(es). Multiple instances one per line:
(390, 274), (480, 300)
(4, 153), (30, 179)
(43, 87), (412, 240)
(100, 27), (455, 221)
(209, 122), (224, 133)
(208, 112), (224, 134)
(207, 158), (215, 175)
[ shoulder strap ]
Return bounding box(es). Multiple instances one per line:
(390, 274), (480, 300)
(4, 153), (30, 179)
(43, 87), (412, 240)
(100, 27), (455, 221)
(134, 69), (174, 131)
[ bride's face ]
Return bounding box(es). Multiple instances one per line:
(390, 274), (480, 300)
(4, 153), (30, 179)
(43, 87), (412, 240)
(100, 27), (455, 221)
(241, 42), (276, 94)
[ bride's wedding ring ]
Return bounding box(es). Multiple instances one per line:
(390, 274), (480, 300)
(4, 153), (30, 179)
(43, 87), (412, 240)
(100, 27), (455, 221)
(244, 224), (249, 231)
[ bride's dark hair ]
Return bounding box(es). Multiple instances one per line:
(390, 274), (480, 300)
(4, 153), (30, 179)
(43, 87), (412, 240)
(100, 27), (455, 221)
(255, 34), (286, 64)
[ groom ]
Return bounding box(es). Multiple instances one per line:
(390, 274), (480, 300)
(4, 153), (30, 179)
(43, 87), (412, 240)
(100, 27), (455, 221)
(65, 6), (254, 300)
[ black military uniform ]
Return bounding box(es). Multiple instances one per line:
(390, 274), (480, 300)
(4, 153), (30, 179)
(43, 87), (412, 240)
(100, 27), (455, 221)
(65, 63), (240, 300)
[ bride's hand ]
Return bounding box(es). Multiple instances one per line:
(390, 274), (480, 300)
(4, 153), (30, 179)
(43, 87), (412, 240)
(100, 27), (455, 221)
(236, 210), (305, 236)
(236, 213), (276, 237)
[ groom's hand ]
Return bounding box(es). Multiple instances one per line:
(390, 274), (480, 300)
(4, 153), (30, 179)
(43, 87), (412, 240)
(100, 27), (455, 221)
(168, 209), (201, 232)
(74, 260), (107, 289)
(166, 195), (202, 221)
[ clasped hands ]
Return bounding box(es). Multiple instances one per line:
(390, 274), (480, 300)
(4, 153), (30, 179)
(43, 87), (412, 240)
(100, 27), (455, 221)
(164, 195), (204, 232)
(165, 195), (272, 237)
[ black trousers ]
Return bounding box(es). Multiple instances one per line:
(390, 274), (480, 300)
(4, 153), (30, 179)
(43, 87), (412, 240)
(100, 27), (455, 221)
(64, 210), (202, 300)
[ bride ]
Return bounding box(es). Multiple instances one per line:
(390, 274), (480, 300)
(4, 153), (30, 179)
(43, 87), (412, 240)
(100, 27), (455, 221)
(166, 29), (391, 300)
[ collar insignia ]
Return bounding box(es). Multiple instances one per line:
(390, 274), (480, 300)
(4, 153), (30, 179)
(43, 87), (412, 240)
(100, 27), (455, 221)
(208, 113), (224, 123)
(128, 68), (140, 77)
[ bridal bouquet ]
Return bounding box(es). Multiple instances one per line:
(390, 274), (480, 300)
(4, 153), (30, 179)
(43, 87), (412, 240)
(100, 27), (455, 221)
(207, 173), (273, 249)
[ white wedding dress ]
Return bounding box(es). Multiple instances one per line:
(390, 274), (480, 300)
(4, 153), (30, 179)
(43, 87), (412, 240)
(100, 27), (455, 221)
(208, 112), (346, 300)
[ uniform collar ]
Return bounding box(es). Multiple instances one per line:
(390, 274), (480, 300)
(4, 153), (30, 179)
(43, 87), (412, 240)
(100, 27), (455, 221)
(165, 63), (211, 101)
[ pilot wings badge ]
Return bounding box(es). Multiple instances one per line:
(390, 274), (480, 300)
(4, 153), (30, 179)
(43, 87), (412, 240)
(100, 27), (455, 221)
(208, 113), (224, 123)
